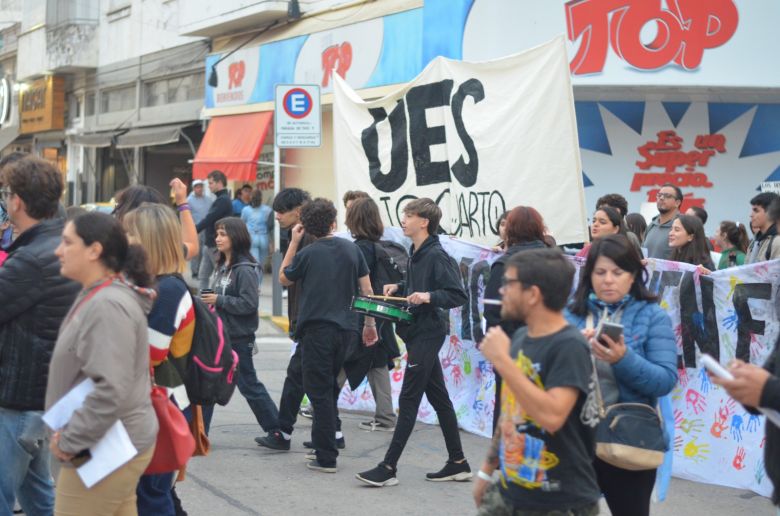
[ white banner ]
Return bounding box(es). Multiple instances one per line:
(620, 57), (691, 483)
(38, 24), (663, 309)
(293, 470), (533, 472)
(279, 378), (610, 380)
(338, 234), (777, 497)
(332, 36), (589, 247)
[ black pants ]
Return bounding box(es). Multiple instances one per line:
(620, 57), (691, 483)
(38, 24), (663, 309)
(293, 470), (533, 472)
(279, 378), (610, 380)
(383, 335), (464, 468)
(594, 457), (656, 516)
(278, 341), (305, 435)
(300, 324), (353, 466)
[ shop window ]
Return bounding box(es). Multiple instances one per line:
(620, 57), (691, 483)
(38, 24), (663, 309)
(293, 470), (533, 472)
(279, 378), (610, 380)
(143, 73), (204, 107)
(85, 92), (96, 116)
(100, 85), (135, 113)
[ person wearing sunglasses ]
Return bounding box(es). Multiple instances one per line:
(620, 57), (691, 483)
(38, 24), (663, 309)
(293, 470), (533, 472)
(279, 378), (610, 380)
(642, 183), (682, 259)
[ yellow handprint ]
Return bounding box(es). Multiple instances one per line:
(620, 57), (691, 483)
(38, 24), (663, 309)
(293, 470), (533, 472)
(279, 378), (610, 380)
(683, 438), (710, 463)
(679, 418), (704, 435)
(727, 275), (742, 300)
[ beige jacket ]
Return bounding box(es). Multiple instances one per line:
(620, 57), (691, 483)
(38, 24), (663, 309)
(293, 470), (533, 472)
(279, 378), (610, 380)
(45, 280), (158, 456)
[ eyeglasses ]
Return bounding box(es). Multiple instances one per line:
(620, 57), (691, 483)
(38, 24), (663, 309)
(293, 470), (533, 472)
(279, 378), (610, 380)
(501, 276), (523, 287)
(656, 193), (677, 200)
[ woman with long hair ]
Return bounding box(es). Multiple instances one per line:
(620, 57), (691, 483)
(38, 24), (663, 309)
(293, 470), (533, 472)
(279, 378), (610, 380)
(716, 220), (749, 269)
(566, 234), (677, 516)
(483, 206), (548, 432)
(344, 197), (400, 432)
(241, 189), (272, 286)
(625, 212), (648, 243)
(576, 205), (626, 258)
(200, 218), (280, 439)
(669, 214), (715, 271)
(113, 180), (198, 262)
(46, 212), (158, 514)
(123, 203), (196, 515)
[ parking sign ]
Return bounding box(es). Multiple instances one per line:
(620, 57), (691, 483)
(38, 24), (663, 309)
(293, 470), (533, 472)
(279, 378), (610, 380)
(275, 84), (321, 147)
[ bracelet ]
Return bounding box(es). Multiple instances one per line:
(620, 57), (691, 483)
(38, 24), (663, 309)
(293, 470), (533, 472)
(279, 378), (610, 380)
(364, 323), (376, 328)
(176, 203), (191, 212)
(476, 470), (493, 482)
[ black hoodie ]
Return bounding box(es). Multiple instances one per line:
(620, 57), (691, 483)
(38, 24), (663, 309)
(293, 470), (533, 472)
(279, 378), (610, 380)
(395, 235), (467, 342)
(213, 256), (259, 343)
(759, 336), (780, 506)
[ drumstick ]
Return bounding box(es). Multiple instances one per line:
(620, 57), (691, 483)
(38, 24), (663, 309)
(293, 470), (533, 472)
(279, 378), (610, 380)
(483, 299), (502, 306)
(367, 294), (409, 302)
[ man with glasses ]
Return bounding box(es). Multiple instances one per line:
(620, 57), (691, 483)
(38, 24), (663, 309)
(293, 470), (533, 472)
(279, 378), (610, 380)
(0, 156), (80, 515)
(643, 183), (682, 259)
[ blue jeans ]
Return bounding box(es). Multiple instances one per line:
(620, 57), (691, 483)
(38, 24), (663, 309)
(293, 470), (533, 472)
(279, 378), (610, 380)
(250, 235), (268, 288)
(136, 472), (176, 516)
(234, 340), (279, 432)
(0, 407), (54, 516)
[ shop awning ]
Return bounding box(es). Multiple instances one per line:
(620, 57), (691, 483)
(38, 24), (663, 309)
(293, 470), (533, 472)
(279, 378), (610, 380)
(69, 130), (124, 148)
(192, 112), (272, 181)
(0, 126), (19, 152)
(115, 123), (191, 149)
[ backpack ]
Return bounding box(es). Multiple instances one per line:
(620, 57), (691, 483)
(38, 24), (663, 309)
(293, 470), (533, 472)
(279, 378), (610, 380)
(372, 240), (409, 290)
(185, 295), (239, 406)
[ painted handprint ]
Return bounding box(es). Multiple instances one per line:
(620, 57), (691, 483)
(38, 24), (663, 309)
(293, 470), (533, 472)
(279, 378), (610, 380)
(677, 367), (689, 388)
(683, 439), (710, 463)
(710, 416), (728, 439)
(679, 417), (704, 435)
(747, 413), (761, 433)
(674, 409), (684, 429)
(449, 334), (463, 354)
(685, 389), (707, 415)
(674, 434), (684, 452)
(451, 365), (464, 387)
(722, 309), (739, 331)
(698, 368), (712, 394)
(733, 446), (747, 470)
(463, 353), (472, 375)
(718, 399), (737, 421)
(755, 458), (766, 484)
(730, 414), (743, 442)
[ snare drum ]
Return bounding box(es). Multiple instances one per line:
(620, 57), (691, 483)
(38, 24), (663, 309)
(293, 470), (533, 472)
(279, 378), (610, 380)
(350, 296), (414, 323)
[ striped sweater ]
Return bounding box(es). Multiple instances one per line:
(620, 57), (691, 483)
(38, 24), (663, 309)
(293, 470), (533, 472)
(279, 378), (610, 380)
(148, 275), (195, 402)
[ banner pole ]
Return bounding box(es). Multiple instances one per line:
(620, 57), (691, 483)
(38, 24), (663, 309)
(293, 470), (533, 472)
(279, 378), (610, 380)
(271, 141), (282, 317)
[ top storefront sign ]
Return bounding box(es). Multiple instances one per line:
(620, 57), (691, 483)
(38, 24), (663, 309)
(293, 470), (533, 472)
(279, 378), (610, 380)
(19, 76), (65, 134)
(204, 0), (779, 110)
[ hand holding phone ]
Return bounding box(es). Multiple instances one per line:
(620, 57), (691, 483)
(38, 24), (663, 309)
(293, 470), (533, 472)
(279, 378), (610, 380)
(595, 321), (623, 347)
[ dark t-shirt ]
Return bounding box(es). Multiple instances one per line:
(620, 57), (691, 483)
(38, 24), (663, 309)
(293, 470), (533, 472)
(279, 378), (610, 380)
(498, 324), (600, 510)
(284, 237), (369, 338)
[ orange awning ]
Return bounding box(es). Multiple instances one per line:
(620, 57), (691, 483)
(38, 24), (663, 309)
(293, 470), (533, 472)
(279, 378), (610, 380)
(192, 112), (272, 181)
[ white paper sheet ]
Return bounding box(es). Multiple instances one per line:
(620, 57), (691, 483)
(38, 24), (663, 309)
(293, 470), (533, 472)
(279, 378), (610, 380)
(43, 378), (95, 430)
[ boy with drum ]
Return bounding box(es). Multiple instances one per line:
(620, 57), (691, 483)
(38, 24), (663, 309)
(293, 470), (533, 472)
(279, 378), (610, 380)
(356, 198), (470, 487)
(277, 198), (377, 473)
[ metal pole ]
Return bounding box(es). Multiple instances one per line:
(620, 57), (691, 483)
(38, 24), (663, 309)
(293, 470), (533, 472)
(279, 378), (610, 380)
(271, 141), (282, 317)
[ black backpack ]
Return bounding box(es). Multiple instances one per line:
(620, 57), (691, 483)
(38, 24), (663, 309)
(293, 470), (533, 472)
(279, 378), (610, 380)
(372, 240), (409, 290)
(185, 295), (239, 406)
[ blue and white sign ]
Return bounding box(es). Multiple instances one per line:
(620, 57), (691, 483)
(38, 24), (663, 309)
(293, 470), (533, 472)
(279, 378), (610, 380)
(274, 84), (321, 148)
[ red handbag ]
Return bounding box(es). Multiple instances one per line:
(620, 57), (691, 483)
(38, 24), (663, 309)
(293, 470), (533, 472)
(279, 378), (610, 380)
(145, 386), (196, 474)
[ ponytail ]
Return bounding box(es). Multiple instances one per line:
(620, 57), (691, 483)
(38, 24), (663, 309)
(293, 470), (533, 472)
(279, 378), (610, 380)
(123, 244), (155, 288)
(720, 221), (750, 253)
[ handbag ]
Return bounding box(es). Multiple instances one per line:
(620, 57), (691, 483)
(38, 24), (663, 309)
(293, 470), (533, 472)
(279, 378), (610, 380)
(145, 385), (196, 475)
(587, 312), (668, 471)
(190, 405), (210, 457)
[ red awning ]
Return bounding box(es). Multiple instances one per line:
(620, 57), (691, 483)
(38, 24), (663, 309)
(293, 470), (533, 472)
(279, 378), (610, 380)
(192, 112), (272, 181)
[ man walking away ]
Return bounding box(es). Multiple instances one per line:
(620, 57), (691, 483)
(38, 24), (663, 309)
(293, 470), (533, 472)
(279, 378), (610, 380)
(474, 249), (600, 516)
(0, 157), (80, 516)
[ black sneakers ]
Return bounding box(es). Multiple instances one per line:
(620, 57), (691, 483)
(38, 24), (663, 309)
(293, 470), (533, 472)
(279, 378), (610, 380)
(425, 460), (473, 482)
(303, 437), (345, 449)
(254, 430), (290, 451)
(356, 463), (399, 487)
(306, 460), (337, 473)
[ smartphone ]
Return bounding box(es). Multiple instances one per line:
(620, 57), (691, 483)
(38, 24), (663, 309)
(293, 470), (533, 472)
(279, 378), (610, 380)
(595, 321), (623, 347)
(200, 288), (214, 295)
(700, 354), (734, 380)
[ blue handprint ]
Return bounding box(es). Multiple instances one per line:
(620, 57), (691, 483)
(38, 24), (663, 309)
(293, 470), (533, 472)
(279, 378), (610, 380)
(747, 413), (761, 433)
(722, 309), (739, 331)
(731, 413), (743, 442)
(698, 367), (712, 394)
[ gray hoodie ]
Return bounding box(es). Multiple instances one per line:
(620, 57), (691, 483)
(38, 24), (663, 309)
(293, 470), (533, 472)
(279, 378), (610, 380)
(45, 280), (158, 457)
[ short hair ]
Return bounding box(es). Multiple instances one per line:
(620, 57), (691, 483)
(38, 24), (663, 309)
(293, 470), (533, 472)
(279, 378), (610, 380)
(272, 188), (310, 213)
(250, 189), (263, 208)
(0, 151), (28, 171)
(596, 193), (628, 218)
(751, 192), (779, 210)
(123, 203), (185, 275)
(0, 157), (63, 220)
(660, 183), (683, 202)
(241, 184), (252, 193)
(569, 234), (656, 316)
(215, 217), (253, 266)
(687, 206), (708, 225)
(345, 197), (383, 242)
(65, 206), (88, 220)
(769, 198), (780, 224)
(403, 198), (441, 235)
(113, 185), (166, 222)
(506, 248), (573, 311)
(342, 190), (370, 208)
(504, 206), (546, 246)
(207, 170), (227, 187)
(300, 198), (337, 238)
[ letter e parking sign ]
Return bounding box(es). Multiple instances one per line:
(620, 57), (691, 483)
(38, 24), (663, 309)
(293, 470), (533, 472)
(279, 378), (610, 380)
(275, 84), (321, 147)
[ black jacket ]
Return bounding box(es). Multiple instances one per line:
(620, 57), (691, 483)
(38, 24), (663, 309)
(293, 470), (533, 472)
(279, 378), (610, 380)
(0, 219), (80, 410)
(484, 240), (547, 335)
(758, 335), (780, 506)
(196, 189), (232, 248)
(214, 256), (259, 343)
(396, 235), (467, 342)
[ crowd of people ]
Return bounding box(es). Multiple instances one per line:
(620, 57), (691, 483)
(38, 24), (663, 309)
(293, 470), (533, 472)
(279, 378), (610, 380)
(0, 149), (778, 516)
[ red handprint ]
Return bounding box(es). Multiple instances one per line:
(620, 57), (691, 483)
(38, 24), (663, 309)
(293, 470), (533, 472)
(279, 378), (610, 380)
(732, 446), (746, 470)
(674, 409), (684, 429)
(451, 365), (463, 387)
(710, 415), (728, 439)
(685, 388), (707, 415)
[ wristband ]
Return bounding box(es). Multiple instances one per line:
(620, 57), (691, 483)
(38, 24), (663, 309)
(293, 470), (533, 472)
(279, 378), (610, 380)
(476, 470), (493, 482)
(176, 203), (191, 212)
